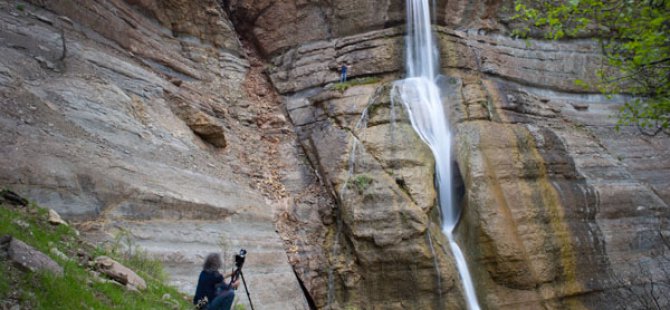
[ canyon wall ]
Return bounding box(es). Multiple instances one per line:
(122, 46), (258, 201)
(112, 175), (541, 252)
(0, 0), (310, 308)
(229, 0), (670, 308)
(0, 0), (668, 309)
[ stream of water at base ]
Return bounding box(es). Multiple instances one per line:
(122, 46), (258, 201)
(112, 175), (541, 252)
(392, 0), (481, 308)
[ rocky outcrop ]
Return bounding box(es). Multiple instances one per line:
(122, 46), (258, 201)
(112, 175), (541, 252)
(228, 0), (407, 57)
(267, 28), (404, 94)
(449, 65), (669, 308)
(95, 256), (147, 290)
(0, 0), (308, 308)
(48, 209), (68, 226)
(1, 235), (64, 276)
(283, 82), (467, 308)
(226, 0), (670, 309)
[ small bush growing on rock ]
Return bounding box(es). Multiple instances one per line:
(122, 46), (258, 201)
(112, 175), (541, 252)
(351, 175), (374, 194)
(15, 4), (25, 11)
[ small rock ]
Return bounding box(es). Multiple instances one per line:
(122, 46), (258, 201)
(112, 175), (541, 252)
(43, 100), (59, 112)
(571, 102), (589, 111)
(184, 111), (227, 148)
(50, 247), (70, 262)
(33, 56), (55, 70)
(76, 221), (102, 232)
(169, 77), (183, 87)
(205, 7), (219, 15)
(48, 209), (68, 226)
(12, 219), (29, 229)
(29, 13), (54, 25)
(4, 236), (64, 276)
(94, 256), (147, 290)
(58, 16), (73, 25)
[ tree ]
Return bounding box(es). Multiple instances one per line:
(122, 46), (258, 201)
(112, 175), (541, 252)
(511, 0), (670, 135)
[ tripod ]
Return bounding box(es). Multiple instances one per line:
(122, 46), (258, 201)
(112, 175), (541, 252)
(230, 268), (255, 310)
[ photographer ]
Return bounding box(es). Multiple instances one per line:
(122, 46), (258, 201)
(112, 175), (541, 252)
(193, 253), (240, 310)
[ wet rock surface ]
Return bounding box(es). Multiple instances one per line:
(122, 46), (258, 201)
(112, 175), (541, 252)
(283, 82), (465, 308)
(231, 0), (669, 308)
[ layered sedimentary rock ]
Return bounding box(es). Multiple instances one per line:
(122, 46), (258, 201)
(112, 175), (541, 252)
(0, 0), (309, 308)
(230, 0), (670, 309)
(284, 82), (468, 308)
(1, 0), (669, 309)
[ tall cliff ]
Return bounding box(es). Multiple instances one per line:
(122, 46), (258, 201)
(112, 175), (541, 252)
(0, 0), (668, 309)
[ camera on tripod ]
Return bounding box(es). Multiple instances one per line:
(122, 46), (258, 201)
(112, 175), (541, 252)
(229, 249), (254, 310)
(234, 248), (247, 270)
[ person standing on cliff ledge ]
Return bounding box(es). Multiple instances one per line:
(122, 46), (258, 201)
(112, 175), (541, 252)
(339, 63), (351, 83)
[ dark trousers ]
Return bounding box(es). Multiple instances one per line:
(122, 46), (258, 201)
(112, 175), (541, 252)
(208, 289), (235, 310)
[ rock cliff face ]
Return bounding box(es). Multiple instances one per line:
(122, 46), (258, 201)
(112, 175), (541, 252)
(1, 0), (669, 309)
(0, 0), (309, 308)
(228, 0), (670, 309)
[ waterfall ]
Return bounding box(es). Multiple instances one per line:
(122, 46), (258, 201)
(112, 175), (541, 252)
(392, 0), (481, 309)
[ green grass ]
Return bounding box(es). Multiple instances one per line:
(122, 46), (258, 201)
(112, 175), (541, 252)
(15, 4), (25, 11)
(0, 261), (10, 296)
(103, 229), (168, 282)
(332, 77), (381, 92)
(0, 200), (191, 309)
(234, 304), (246, 310)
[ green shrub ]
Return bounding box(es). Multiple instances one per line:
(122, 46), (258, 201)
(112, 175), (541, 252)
(332, 77), (381, 92)
(351, 174), (373, 193)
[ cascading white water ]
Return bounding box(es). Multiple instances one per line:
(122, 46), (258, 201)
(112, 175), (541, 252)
(392, 1), (481, 309)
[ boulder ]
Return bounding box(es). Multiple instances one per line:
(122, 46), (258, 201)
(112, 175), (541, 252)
(47, 209), (68, 226)
(94, 256), (147, 290)
(1, 235), (64, 276)
(184, 111), (227, 148)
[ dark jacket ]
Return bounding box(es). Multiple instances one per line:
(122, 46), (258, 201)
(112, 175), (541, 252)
(193, 270), (224, 305)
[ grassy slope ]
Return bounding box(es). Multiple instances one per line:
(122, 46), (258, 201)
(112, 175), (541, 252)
(0, 200), (192, 309)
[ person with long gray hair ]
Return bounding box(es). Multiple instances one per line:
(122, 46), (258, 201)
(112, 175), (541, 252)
(193, 253), (240, 309)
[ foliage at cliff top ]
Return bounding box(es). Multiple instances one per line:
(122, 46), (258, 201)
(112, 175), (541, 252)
(0, 193), (191, 309)
(513, 0), (670, 135)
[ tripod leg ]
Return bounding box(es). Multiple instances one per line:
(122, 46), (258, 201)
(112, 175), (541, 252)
(239, 271), (255, 310)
